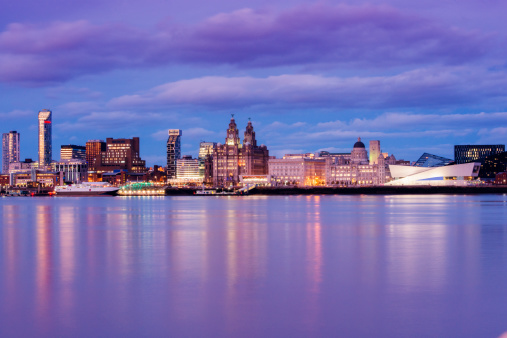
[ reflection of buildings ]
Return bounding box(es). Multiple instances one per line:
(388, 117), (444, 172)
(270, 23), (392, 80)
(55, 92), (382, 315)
(167, 130), (182, 179)
(213, 117), (269, 187)
(2, 131), (20, 174)
(38, 109), (52, 169)
(454, 144), (505, 164)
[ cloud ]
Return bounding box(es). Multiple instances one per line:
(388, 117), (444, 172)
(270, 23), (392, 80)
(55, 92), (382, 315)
(0, 4), (490, 84)
(109, 68), (507, 110)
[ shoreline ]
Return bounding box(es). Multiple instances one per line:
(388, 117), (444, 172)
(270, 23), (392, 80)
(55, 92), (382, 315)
(165, 186), (507, 195)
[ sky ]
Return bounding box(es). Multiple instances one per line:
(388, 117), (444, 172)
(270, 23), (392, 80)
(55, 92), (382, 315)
(2, 0), (507, 166)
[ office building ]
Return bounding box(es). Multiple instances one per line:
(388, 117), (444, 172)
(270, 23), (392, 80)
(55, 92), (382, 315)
(326, 138), (388, 186)
(38, 109), (52, 168)
(479, 152), (507, 178)
(167, 130), (182, 179)
(2, 131), (20, 174)
(213, 117), (269, 187)
(176, 155), (201, 180)
(60, 144), (86, 161)
(269, 156), (327, 186)
(55, 160), (88, 183)
(414, 153), (453, 167)
(198, 142), (216, 183)
(86, 140), (106, 171)
(454, 144), (505, 164)
(93, 137), (146, 173)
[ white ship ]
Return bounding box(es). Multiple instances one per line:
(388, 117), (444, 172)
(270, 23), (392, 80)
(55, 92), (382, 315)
(54, 182), (119, 196)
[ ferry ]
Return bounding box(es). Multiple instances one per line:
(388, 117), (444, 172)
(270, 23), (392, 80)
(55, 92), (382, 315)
(54, 182), (119, 196)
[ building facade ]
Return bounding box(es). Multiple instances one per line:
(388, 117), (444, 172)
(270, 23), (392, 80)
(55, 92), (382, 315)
(86, 140), (106, 171)
(454, 144), (505, 164)
(269, 157), (326, 186)
(212, 118), (269, 187)
(176, 155), (201, 180)
(38, 109), (52, 168)
(60, 144), (86, 161)
(55, 160), (88, 183)
(93, 137), (146, 174)
(326, 138), (388, 186)
(2, 131), (20, 174)
(167, 129), (182, 179)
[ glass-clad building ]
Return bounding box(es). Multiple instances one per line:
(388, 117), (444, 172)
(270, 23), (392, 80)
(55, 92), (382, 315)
(414, 153), (453, 167)
(455, 145), (505, 164)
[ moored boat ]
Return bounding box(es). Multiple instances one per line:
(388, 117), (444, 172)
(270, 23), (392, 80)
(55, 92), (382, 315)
(54, 182), (119, 196)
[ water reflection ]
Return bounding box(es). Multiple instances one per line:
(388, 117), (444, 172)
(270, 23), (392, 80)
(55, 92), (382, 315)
(0, 195), (507, 337)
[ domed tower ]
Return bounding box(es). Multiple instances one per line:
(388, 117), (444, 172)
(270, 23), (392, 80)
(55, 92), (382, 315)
(351, 137), (369, 164)
(243, 119), (257, 147)
(226, 115), (240, 146)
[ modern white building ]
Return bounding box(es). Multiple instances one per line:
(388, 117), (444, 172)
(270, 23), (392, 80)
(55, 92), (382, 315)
(386, 162), (481, 186)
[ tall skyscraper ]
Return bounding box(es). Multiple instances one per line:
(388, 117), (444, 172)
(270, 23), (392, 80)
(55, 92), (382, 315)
(38, 109), (52, 168)
(2, 131), (20, 174)
(60, 144), (86, 161)
(369, 140), (381, 165)
(167, 129), (182, 179)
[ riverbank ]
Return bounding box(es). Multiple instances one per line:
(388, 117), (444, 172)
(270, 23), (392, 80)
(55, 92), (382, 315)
(164, 186), (507, 195)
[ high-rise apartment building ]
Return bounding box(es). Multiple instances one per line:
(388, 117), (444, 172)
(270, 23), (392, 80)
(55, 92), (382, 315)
(86, 140), (106, 171)
(167, 130), (182, 179)
(38, 109), (52, 168)
(60, 144), (86, 161)
(2, 131), (20, 174)
(369, 140), (381, 165)
(454, 145), (505, 164)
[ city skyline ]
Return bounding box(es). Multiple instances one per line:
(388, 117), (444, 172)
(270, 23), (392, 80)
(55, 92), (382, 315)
(2, 0), (507, 165)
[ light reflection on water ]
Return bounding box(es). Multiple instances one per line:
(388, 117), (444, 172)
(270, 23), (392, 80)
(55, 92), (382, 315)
(1, 195), (507, 337)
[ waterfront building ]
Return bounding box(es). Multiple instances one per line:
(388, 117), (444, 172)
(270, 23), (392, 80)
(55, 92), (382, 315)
(212, 117), (269, 187)
(176, 155), (201, 180)
(38, 109), (52, 168)
(478, 151), (507, 179)
(167, 129), (182, 179)
(8, 158), (35, 174)
(326, 138), (388, 186)
(93, 137), (146, 174)
(269, 156), (326, 186)
(386, 162), (481, 186)
(414, 153), (453, 167)
(55, 159), (88, 183)
(369, 140), (381, 165)
(86, 140), (106, 171)
(60, 144), (86, 161)
(10, 169), (60, 187)
(198, 141), (217, 181)
(494, 172), (507, 185)
(454, 144), (505, 164)
(2, 131), (20, 174)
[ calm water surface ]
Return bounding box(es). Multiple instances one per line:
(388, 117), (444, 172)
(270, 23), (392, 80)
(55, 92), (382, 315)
(1, 195), (507, 337)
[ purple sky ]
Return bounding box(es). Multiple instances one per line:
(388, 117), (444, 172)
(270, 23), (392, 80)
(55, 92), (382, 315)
(2, 0), (507, 165)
